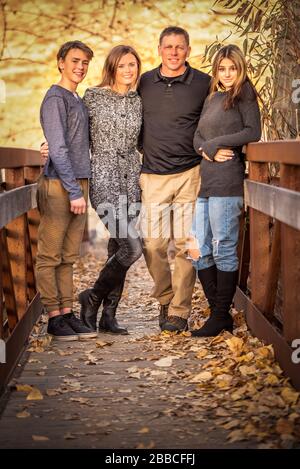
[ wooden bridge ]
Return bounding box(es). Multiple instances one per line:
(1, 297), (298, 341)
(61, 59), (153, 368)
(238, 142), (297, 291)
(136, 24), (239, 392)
(0, 142), (300, 447)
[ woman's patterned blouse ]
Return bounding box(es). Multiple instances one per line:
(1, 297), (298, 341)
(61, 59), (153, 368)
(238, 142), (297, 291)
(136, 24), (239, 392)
(83, 87), (142, 218)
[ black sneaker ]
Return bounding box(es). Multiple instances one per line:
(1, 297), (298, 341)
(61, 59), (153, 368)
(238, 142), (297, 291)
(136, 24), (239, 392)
(161, 316), (188, 332)
(62, 312), (98, 339)
(47, 315), (78, 341)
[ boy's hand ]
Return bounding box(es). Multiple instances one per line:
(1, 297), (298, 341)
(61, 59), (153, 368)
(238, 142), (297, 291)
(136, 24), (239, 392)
(40, 142), (49, 162)
(70, 197), (86, 215)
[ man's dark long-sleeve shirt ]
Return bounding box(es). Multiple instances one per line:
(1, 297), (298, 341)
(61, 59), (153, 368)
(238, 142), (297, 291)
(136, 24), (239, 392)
(138, 64), (211, 174)
(40, 85), (91, 200)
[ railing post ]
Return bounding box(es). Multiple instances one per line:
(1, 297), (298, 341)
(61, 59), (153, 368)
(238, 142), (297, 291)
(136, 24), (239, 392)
(5, 168), (27, 321)
(280, 163), (300, 343)
(248, 162), (270, 311)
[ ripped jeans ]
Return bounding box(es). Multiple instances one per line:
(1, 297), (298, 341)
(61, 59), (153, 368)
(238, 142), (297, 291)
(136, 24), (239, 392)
(191, 196), (243, 272)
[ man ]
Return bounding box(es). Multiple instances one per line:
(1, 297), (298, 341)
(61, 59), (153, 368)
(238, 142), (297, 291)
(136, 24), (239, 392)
(138, 26), (211, 332)
(36, 41), (97, 340)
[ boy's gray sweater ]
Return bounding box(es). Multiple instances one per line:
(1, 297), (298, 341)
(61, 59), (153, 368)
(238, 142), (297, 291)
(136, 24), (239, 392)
(40, 84), (91, 200)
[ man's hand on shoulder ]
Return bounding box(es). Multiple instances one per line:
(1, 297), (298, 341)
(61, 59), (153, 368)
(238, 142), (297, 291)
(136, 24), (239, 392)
(70, 197), (86, 215)
(40, 141), (49, 162)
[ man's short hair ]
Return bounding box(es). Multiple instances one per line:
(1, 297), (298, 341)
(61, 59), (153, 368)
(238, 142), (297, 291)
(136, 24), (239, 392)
(159, 26), (190, 46)
(57, 41), (94, 72)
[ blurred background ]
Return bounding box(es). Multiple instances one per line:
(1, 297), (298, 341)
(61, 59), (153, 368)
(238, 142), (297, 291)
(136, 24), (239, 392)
(0, 0), (299, 149)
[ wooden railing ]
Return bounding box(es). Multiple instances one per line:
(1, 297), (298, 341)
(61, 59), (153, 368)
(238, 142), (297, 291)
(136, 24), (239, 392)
(0, 147), (44, 393)
(236, 140), (300, 390)
(0, 143), (300, 392)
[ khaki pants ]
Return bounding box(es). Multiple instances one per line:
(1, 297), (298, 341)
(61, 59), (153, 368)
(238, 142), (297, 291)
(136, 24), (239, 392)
(35, 176), (88, 313)
(140, 165), (201, 319)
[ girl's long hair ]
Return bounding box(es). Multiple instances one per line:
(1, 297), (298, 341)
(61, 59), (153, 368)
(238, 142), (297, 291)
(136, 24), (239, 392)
(210, 44), (257, 109)
(98, 45), (141, 90)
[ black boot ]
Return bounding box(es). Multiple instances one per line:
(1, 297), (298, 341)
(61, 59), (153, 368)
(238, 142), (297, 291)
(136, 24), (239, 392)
(158, 304), (169, 330)
(79, 255), (128, 331)
(192, 269), (238, 337)
(99, 274), (128, 334)
(197, 265), (217, 311)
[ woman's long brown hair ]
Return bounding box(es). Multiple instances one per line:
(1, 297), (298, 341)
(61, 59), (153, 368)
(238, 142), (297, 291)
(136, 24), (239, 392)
(210, 44), (257, 109)
(98, 45), (141, 90)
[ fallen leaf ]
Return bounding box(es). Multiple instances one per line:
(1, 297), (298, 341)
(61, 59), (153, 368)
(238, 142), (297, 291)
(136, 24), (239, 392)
(227, 429), (246, 443)
(26, 387), (43, 401)
(275, 418), (294, 435)
(195, 349), (209, 359)
(264, 374), (280, 386)
(190, 371), (213, 383)
(225, 336), (244, 356)
(222, 419), (241, 430)
(281, 387), (299, 406)
(154, 356), (174, 367)
(46, 389), (62, 397)
(32, 435), (49, 441)
(239, 365), (257, 376)
(136, 441), (155, 449)
(256, 345), (274, 359)
(16, 410), (31, 418)
(64, 433), (77, 440)
(95, 340), (114, 348)
(15, 384), (33, 393)
(137, 427), (150, 434)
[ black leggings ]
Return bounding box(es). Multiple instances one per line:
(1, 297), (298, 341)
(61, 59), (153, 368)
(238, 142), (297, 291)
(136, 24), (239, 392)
(100, 215), (143, 268)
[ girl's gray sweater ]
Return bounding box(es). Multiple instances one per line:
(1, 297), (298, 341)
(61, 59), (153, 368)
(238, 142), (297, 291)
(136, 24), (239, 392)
(193, 81), (261, 197)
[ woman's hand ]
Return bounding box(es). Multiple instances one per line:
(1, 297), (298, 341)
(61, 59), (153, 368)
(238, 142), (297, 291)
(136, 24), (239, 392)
(213, 149), (234, 162)
(199, 148), (233, 163)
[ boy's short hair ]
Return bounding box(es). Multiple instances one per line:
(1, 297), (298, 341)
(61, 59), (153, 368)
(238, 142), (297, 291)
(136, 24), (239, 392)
(159, 26), (190, 46)
(57, 41), (94, 72)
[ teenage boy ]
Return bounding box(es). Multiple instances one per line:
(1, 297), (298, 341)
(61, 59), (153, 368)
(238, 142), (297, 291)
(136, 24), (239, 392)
(36, 41), (97, 340)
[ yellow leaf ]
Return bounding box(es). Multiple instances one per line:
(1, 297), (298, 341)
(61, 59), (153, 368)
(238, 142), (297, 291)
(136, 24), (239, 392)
(264, 374), (280, 386)
(227, 429), (246, 443)
(137, 427), (150, 434)
(16, 410), (30, 418)
(195, 349), (209, 359)
(222, 419), (241, 430)
(136, 441), (155, 449)
(235, 352), (254, 363)
(15, 384), (33, 393)
(281, 387), (299, 406)
(215, 408), (231, 417)
(225, 336), (244, 356)
(190, 371), (213, 383)
(32, 435), (49, 441)
(209, 335), (225, 346)
(46, 389), (61, 397)
(239, 365), (257, 376)
(27, 387), (43, 401)
(154, 356), (174, 367)
(95, 340), (114, 348)
(256, 345), (274, 359)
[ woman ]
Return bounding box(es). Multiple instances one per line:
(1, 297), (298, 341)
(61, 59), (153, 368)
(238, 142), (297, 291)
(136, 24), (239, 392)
(78, 45), (143, 335)
(190, 44), (261, 337)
